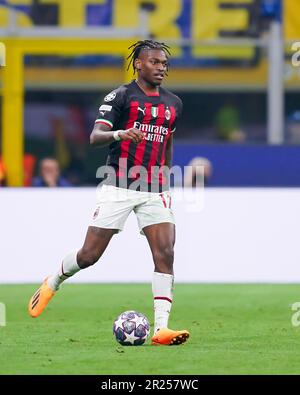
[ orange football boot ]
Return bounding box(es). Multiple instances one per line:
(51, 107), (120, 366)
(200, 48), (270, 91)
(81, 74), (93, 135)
(28, 277), (55, 318)
(151, 328), (190, 345)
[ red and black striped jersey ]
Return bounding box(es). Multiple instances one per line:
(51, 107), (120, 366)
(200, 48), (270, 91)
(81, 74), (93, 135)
(94, 80), (182, 192)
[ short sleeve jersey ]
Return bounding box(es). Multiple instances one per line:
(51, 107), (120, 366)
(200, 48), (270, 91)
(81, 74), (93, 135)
(94, 80), (182, 192)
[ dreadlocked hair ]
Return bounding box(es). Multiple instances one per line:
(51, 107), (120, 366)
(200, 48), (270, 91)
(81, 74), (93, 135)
(126, 39), (171, 74)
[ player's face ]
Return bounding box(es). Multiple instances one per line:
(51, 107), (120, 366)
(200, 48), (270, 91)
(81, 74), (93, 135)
(136, 49), (168, 86)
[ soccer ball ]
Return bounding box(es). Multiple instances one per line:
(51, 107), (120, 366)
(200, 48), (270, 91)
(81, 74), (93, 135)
(113, 310), (150, 346)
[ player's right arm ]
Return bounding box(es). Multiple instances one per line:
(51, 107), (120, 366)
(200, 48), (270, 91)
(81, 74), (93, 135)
(90, 87), (143, 147)
(90, 124), (144, 147)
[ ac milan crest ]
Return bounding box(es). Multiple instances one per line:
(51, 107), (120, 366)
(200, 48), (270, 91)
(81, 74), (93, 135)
(165, 107), (171, 121)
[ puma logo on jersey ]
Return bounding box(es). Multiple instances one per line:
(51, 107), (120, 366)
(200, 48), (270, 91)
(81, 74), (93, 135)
(138, 107), (146, 115)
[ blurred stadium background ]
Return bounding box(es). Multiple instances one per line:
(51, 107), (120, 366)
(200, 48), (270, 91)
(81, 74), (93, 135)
(0, 0), (300, 282)
(2, 0), (300, 376)
(0, 0), (300, 283)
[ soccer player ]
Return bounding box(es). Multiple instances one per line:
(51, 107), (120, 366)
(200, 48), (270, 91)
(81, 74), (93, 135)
(28, 40), (189, 346)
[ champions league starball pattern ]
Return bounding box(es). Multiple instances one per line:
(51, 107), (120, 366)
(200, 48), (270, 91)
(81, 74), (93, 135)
(113, 310), (150, 346)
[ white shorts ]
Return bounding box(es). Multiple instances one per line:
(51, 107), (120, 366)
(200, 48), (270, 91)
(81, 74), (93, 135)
(90, 185), (175, 235)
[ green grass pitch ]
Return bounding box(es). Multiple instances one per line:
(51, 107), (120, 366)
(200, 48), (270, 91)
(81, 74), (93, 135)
(0, 284), (300, 375)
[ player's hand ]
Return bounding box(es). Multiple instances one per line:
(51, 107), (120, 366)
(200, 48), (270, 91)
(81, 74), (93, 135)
(119, 128), (144, 144)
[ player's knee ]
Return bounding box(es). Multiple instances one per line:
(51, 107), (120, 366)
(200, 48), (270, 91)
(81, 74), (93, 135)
(77, 248), (99, 268)
(153, 246), (174, 266)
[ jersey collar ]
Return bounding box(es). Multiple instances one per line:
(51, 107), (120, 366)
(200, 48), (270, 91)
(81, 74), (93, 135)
(134, 80), (160, 97)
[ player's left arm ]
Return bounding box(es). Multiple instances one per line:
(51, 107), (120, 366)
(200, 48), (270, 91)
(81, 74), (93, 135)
(164, 97), (182, 168)
(164, 134), (173, 169)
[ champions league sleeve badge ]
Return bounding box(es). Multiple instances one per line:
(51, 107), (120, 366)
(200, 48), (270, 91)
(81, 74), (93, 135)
(104, 91), (117, 102)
